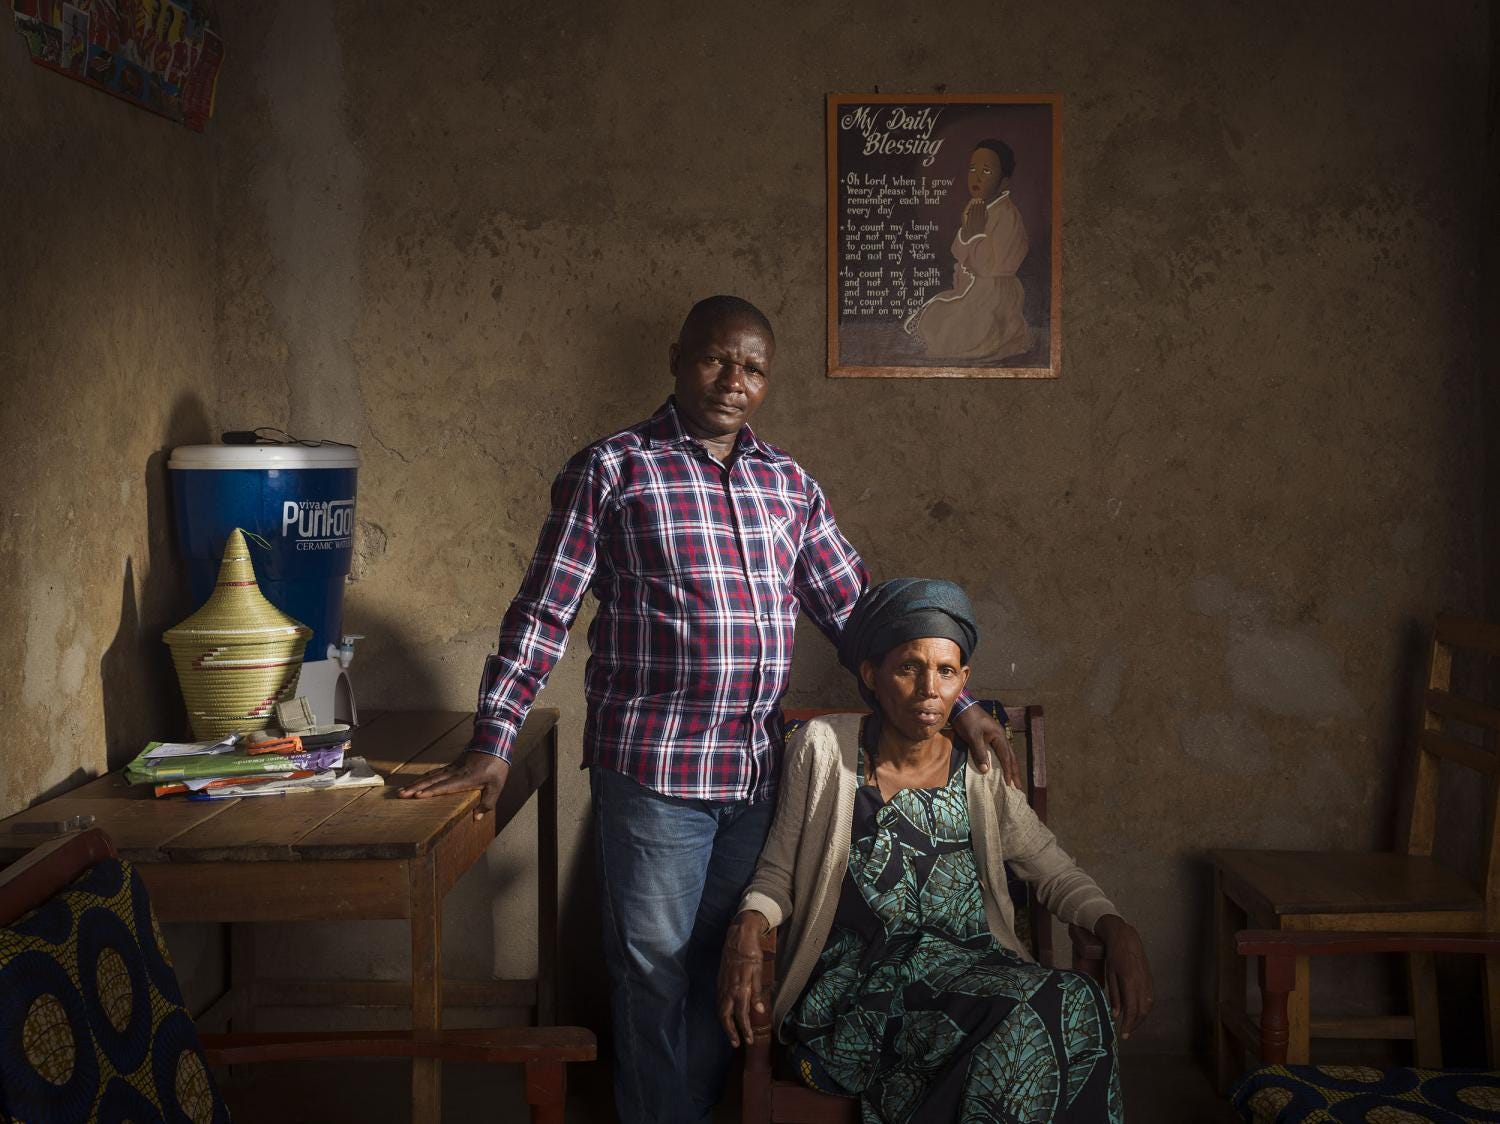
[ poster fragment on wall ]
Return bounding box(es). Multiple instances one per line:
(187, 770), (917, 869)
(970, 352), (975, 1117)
(9, 0), (222, 131)
(827, 94), (1061, 379)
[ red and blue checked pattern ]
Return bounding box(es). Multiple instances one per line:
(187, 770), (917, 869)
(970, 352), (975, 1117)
(469, 399), (869, 802)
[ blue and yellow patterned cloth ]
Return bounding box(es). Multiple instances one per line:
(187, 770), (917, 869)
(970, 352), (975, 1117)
(1232, 1064), (1500, 1122)
(0, 856), (227, 1123)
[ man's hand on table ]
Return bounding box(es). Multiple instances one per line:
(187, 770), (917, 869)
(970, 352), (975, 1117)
(396, 751), (510, 821)
(951, 705), (1023, 788)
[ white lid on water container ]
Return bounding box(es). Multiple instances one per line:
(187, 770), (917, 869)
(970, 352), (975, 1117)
(169, 444), (361, 470)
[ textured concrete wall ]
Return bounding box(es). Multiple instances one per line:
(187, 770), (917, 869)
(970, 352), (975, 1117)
(205, 0), (1492, 1053)
(5, 0), (1489, 1064)
(1, 32), (225, 1009)
(0, 37), (216, 807)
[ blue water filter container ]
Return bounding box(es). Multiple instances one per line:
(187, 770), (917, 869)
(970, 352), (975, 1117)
(168, 444), (360, 661)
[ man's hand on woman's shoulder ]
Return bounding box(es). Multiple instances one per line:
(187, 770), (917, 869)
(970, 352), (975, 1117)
(950, 705), (1023, 788)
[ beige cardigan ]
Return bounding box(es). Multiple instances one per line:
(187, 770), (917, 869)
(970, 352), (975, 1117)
(739, 713), (1118, 1037)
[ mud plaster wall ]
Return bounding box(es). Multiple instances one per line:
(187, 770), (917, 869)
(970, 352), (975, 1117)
(204, 0), (1493, 1055)
(3, 0), (1489, 1059)
(0, 38), (222, 997)
(208, 0), (1492, 1054)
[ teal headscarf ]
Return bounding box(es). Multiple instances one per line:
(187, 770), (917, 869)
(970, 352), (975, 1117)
(838, 579), (979, 686)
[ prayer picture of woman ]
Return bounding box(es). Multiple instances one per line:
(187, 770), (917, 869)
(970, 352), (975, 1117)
(904, 140), (1031, 362)
(827, 95), (1059, 378)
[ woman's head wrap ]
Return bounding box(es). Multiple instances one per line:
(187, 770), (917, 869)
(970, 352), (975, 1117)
(838, 579), (980, 682)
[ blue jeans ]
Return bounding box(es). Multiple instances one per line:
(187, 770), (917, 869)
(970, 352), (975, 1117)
(591, 766), (775, 1124)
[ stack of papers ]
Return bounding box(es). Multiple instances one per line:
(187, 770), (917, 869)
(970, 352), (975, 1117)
(125, 734), (383, 800)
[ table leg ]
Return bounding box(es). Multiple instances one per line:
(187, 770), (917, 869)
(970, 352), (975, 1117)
(226, 922), (257, 1087)
(230, 922), (256, 1032)
(410, 852), (441, 1123)
(525, 1060), (566, 1124)
(537, 727), (558, 1026)
(1214, 869), (1246, 1092)
(1486, 951), (1500, 1068)
(1408, 950), (1443, 1066)
(1287, 955), (1311, 1064)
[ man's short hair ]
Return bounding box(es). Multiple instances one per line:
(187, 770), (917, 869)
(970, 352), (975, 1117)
(679, 295), (775, 345)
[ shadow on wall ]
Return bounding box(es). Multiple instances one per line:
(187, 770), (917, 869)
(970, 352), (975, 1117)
(557, 810), (612, 1118)
(1422, 612), (1493, 1067)
(1386, 615), (1432, 854)
(577, 309), (673, 422)
(27, 769), (92, 806)
(100, 394), (212, 765)
(339, 609), (442, 717)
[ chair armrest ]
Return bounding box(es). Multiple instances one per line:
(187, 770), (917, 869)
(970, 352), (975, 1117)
(1068, 922), (1106, 981)
(1235, 929), (1500, 1065)
(742, 926), (778, 1124)
(750, 925), (778, 1041)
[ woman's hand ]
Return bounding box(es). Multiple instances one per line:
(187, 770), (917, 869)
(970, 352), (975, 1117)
(1094, 914), (1153, 1039)
(718, 910), (771, 1047)
(961, 198), (986, 240)
(396, 751), (510, 822)
(950, 706), (1023, 788)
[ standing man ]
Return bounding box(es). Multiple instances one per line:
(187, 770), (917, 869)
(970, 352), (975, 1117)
(399, 295), (1018, 1124)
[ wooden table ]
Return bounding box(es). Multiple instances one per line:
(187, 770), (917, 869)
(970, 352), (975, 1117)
(0, 708), (561, 1124)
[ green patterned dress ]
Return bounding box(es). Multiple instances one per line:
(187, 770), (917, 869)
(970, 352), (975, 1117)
(785, 740), (1122, 1123)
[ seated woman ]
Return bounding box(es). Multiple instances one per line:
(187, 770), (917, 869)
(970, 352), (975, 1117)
(904, 140), (1032, 363)
(718, 579), (1151, 1123)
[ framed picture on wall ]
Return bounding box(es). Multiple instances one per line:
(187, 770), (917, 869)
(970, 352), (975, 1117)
(827, 93), (1062, 379)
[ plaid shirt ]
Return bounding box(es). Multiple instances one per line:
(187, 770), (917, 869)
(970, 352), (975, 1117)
(467, 398), (874, 802)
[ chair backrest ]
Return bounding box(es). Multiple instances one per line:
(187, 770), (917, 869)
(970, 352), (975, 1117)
(1405, 614), (1500, 919)
(781, 700), (1052, 963)
(0, 827), (118, 925)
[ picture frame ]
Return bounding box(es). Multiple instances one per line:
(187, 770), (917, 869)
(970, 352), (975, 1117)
(826, 93), (1062, 379)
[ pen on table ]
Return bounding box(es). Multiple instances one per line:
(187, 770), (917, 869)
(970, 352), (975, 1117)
(186, 791), (283, 801)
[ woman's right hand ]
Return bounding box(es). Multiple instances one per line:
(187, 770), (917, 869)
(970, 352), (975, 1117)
(718, 910), (771, 1047)
(961, 198), (986, 240)
(1094, 914), (1153, 1039)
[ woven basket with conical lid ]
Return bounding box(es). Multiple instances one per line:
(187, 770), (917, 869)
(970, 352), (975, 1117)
(164, 528), (313, 739)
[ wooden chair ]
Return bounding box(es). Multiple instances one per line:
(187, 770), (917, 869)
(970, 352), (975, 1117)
(1212, 614), (1500, 1090)
(1228, 929), (1500, 1120)
(0, 828), (594, 1124)
(740, 702), (1107, 1124)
